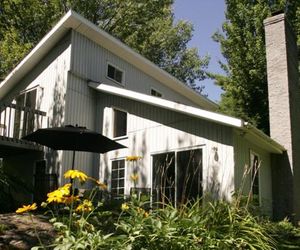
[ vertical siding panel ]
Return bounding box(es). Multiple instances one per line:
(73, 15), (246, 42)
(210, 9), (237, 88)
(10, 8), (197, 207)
(233, 132), (272, 215)
(97, 93), (235, 201)
(71, 31), (203, 108)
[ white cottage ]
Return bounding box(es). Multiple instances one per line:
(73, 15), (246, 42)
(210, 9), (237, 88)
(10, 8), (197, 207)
(0, 11), (298, 220)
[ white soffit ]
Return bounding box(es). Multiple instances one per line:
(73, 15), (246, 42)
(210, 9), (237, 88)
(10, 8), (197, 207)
(88, 82), (243, 128)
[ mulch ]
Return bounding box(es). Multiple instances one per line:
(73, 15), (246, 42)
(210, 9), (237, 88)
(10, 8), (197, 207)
(0, 213), (55, 249)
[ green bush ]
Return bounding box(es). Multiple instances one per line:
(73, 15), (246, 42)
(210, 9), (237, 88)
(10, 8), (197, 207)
(29, 169), (277, 249)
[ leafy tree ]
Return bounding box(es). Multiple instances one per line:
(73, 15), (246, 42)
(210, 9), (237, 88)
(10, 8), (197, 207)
(212, 0), (300, 133)
(0, 0), (208, 92)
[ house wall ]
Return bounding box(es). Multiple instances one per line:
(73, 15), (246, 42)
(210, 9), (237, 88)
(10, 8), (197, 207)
(60, 72), (99, 186)
(70, 31), (201, 108)
(97, 92), (235, 201)
(5, 33), (72, 177)
(234, 131), (273, 216)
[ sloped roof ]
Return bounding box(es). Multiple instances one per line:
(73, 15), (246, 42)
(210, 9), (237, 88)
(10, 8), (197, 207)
(0, 10), (217, 111)
(89, 81), (285, 154)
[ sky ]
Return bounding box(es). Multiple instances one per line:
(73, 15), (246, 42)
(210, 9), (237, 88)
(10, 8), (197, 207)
(173, 0), (226, 102)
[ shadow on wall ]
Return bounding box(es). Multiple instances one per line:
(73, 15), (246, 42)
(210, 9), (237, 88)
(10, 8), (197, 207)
(271, 152), (293, 221)
(45, 69), (66, 180)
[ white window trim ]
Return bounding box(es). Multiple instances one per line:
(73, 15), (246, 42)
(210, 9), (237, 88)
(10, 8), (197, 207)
(106, 61), (125, 86)
(250, 150), (261, 205)
(110, 157), (126, 198)
(150, 87), (163, 98)
(111, 107), (128, 140)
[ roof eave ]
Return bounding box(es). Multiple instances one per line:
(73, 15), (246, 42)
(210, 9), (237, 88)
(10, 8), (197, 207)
(88, 82), (243, 128)
(0, 10), (217, 111)
(242, 123), (285, 154)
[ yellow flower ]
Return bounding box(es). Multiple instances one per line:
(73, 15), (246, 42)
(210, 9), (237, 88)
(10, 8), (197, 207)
(144, 212), (149, 218)
(16, 203), (37, 214)
(130, 174), (139, 182)
(46, 184), (71, 203)
(96, 180), (108, 190)
(126, 156), (142, 162)
(63, 195), (80, 205)
(121, 203), (129, 211)
(64, 170), (88, 182)
(75, 199), (93, 213)
(137, 207), (145, 214)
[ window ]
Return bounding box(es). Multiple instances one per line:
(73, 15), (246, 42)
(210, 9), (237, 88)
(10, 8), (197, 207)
(113, 109), (127, 138)
(151, 88), (162, 97)
(107, 64), (124, 84)
(152, 149), (202, 206)
(177, 149), (202, 204)
(14, 89), (37, 138)
(152, 152), (176, 205)
(250, 151), (260, 204)
(111, 159), (125, 198)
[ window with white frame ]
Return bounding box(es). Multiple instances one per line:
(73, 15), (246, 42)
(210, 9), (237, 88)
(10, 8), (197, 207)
(113, 109), (127, 138)
(152, 148), (202, 206)
(151, 88), (162, 97)
(250, 151), (260, 204)
(111, 159), (125, 198)
(107, 63), (124, 84)
(14, 88), (37, 138)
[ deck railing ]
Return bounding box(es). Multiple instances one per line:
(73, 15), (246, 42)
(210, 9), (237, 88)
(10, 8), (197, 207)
(0, 103), (47, 139)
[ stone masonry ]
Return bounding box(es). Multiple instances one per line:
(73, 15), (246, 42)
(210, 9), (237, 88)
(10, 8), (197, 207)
(264, 13), (300, 221)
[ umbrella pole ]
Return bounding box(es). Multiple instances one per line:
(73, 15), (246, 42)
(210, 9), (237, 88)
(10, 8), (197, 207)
(71, 150), (76, 170)
(70, 151), (76, 185)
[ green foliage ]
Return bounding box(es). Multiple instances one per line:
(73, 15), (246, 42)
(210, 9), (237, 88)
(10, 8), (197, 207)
(212, 0), (300, 133)
(40, 196), (276, 249)
(0, 0), (208, 92)
(266, 218), (300, 249)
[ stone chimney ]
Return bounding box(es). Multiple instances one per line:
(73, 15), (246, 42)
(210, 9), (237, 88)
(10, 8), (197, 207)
(264, 13), (300, 221)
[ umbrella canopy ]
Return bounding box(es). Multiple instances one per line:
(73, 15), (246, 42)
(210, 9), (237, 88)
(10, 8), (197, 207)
(22, 125), (126, 153)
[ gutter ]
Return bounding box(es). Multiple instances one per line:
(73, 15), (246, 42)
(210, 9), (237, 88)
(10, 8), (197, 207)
(88, 81), (244, 128)
(243, 123), (285, 154)
(88, 81), (285, 154)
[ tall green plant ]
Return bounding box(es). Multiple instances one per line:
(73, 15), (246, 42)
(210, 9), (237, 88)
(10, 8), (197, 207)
(212, 0), (300, 133)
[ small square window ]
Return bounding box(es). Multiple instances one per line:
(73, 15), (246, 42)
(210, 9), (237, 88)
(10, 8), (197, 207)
(151, 88), (162, 97)
(107, 64), (124, 84)
(113, 109), (127, 138)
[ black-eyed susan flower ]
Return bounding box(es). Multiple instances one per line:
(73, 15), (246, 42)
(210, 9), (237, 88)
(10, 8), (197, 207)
(64, 170), (88, 182)
(46, 183), (71, 203)
(96, 180), (108, 190)
(130, 173), (139, 182)
(75, 199), (93, 213)
(121, 203), (129, 211)
(63, 195), (80, 205)
(16, 203), (37, 214)
(125, 156), (142, 162)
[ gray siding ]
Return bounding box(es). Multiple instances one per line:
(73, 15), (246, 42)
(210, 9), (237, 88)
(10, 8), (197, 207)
(70, 31), (201, 108)
(234, 131), (272, 216)
(8, 33), (72, 177)
(61, 72), (98, 185)
(97, 92), (235, 201)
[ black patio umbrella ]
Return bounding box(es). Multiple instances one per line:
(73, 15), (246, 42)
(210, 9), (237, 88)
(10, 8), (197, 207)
(22, 125), (126, 170)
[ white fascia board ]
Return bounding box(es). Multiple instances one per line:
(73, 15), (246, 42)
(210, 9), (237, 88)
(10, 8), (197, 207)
(243, 123), (285, 154)
(67, 11), (218, 111)
(88, 82), (243, 128)
(0, 10), (217, 111)
(0, 11), (74, 100)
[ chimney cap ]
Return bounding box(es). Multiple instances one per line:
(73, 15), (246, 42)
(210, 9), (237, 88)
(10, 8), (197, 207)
(271, 9), (285, 17)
